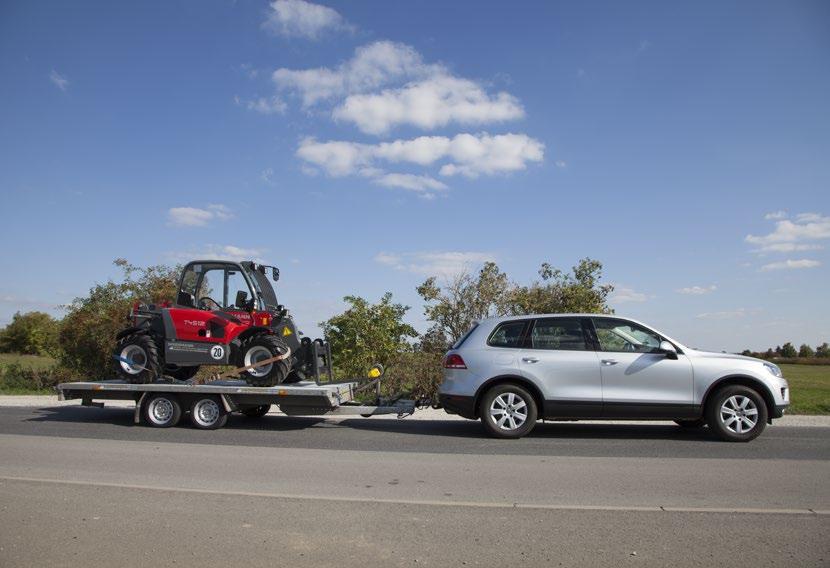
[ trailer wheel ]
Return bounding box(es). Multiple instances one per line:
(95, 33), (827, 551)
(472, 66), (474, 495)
(142, 394), (183, 428)
(240, 404), (270, 418)
(190, 396), (228, 430)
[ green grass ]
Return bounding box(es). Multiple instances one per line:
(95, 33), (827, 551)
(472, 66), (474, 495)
(0, 353), (60, 395)
(0, 353), (57, 371)
(780, 364), (830, 415)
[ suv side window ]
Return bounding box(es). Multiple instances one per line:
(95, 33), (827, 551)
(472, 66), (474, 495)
(530, 318), (587, 350)
(487, 321), (527, 348)
(592, 318), (662, 353)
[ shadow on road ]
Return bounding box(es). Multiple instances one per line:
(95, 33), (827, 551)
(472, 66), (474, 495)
(20, 405), (720, 442)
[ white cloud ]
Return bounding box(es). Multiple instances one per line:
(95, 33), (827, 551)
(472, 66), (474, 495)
(297, 133), (544, 180)
(260, 167), (275, 184)
(554, 160), (567, 169)
(334, 75), (525, 135)
(764, 210), (787, 220)
(676, 285), (717, 295)
(246, 96), (287, 115)
(609, 286), (648, 303)
(760, 259), (821, 271)
(746, 212), (830, 253)
(49, 70), (69, 91)
(696, 309), (749, 320)
(168, 244), (267, 263)
(262, 0), (350, 40)
(375, 251), (495, 279)
(373, 173), (447, 193)
(274, 41), (431, 107)
(274, 41), (525, 134)
(167, 204), (234, 228)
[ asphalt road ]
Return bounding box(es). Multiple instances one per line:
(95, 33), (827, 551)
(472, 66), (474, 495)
(0, 405), (828, 567)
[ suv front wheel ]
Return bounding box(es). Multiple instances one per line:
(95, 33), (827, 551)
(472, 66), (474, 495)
(479, 383), (538, 439)
(706, 385), (768, 442)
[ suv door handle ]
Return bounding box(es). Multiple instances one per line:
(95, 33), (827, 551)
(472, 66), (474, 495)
(522, 357), (539, 364)
(601, 359), (618, 366)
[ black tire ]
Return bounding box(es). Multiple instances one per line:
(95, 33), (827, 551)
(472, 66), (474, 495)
(142, 394), (182, 428)
(705, 385), (768, 442)
(479, 383), (538, 439)
(675, 418), (706, 429)
(239, 335), (291, 387)
(114, 333), (161, 384)
(189, 396), (228, 430)
(240, 404), (270, 418)
(164, 365), (199, 381)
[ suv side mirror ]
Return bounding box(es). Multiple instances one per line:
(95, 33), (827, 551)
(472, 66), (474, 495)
(658, 340), (678, 360)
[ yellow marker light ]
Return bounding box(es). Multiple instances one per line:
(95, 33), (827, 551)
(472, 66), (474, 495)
(282, 327), (292, 337)
(367, 364), (384, 379)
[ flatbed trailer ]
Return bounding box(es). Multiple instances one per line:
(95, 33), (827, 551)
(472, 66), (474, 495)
(57, 378), (416, 430)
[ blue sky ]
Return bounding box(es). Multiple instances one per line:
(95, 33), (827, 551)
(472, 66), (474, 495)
(1, 0), (828, 351)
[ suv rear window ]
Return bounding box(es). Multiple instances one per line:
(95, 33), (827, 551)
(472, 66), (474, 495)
(530, 318), (587, 350)
(487, 321), (528, 348)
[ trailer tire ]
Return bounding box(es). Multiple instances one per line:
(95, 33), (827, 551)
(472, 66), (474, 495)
(114, 334), (161, 384)
(190, 396), (228, 430)
(142, 394), (182, 428)
(241, 404), (270, 418)
(240, 335), (291, 387)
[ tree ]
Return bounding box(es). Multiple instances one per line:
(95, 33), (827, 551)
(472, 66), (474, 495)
(417, 262), (509, 343)
(59, 259), (179, 380)
(816, 343), (830, 358)
(798, 344), (815, 358)
(503, 258), (614, 316)
(417, 258), (613, 344)
(779, 342), (797, 358)
(0, 311), (59, 356)
(321, 293), (418, 380)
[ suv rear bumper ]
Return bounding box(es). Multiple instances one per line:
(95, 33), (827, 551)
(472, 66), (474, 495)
(438, 393), (476, 419)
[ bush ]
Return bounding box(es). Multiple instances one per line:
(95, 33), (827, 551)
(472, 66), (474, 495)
(0, 363), (77, 393)
(0, 311), (59, 356)
(59, 259), (178, 380)
(383, 350), (445, 401)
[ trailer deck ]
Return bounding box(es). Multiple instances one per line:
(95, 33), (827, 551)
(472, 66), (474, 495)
(57, 378), (416, 429)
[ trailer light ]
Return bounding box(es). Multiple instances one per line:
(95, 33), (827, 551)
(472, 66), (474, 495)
(368, 364), (384, 379)
(443, 354), (467, 369)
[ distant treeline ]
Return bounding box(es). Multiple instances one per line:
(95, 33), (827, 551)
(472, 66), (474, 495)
(741, 342), (830, 363)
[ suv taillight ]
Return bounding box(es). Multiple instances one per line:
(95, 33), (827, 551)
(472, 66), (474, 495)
(443, 353), (467, 369)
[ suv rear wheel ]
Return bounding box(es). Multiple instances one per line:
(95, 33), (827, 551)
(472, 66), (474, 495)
(479, 383), (538, 439)
(706, 385), (768, 442)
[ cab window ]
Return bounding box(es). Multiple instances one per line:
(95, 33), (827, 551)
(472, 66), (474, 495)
(592, 318), (662, 353)
(530, 318), (587, 350)
(487, 321), (528, 348)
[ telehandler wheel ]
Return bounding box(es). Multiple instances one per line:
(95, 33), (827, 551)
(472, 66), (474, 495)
(114, 333), (161, 384)
(240, 335), (291, 387)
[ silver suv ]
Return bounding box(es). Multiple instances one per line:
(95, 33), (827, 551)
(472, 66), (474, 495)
(438, 315), (789, 441)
